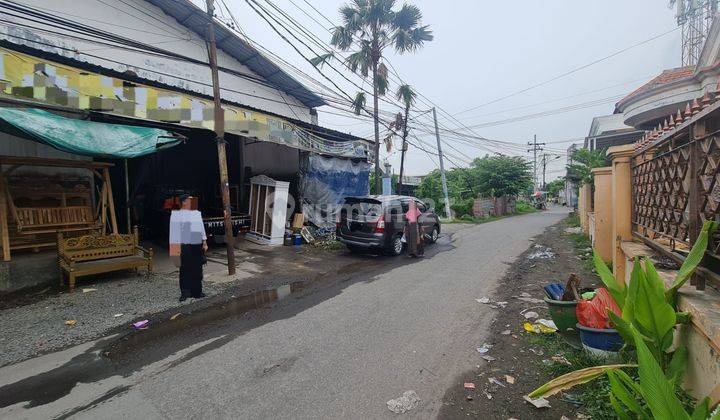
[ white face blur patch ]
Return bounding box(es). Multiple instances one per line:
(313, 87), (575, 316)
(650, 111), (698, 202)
(169, 210), (206, 245)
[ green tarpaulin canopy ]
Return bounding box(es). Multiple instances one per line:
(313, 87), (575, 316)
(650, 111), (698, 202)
(0, 107), (180, 158)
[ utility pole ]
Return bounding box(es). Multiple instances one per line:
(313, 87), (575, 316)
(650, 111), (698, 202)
(541, 153), (547, 190)
(432, 107), (452, 219)
(205, 0), (236, 275)
(527, 135), (545, 191)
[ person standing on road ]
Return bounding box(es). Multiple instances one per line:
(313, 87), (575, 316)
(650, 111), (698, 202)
(169, 195), (208, 301)
(405, 200), (424, 258)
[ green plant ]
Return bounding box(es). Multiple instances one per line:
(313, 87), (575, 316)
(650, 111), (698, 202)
(315, 0), (433, 192)
(516, 200), (537, 214)
(451, 198), (474, 218)
(529, 221), (718, 419)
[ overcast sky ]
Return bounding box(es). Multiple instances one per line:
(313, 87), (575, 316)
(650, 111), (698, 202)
(206, 0), (681, 181)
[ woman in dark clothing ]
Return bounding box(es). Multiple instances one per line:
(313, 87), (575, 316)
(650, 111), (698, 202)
(169, 195), (208, 301)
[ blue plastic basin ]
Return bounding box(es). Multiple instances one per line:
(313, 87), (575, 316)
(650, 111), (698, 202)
(575, 323), (624, 352)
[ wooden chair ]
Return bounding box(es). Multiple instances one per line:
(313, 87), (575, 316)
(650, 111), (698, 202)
(57, 227), (153, 290)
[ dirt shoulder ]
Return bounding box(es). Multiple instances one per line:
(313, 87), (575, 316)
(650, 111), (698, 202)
(438, 215), (604, 419)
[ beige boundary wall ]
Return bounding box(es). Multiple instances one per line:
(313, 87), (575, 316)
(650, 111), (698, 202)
(592, 145), (720, 402)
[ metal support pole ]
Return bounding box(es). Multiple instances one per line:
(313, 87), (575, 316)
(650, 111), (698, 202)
(206, 0), (236, 275)
(432, 107), (451, 219)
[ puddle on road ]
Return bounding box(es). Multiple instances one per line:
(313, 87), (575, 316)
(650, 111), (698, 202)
(0, 281), (305, 410)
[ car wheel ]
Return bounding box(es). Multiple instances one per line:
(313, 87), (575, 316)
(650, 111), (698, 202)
(386, 235), (404, 256)
(428, 225), (439, 244)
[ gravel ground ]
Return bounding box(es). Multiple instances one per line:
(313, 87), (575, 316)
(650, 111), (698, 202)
(0, 270), (231, 367)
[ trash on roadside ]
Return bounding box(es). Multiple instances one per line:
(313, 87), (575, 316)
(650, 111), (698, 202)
(523, 322), (557, 334)
(529, 348), (544, 356)
(494, 301), (508, 308)
(386, 390), (421, 414)
(564, 227), (582, 234)
(523, 311), (539, 320)
(505, 375), (516, 384)
(82, 288), (97, 293)
(132, 320), (149, 329)
(488, 377), (506, 387)
(64, 319), (77, 327)
(581, 291), (596, 300)
(481, 355), (496, 362)
(465, 395), (473, 401)
(527, 245), (554, 260)
(576, 288), (622, 329)
(561, 274), (582, 301)
(500, 329), (511, 335)
(113, 313), (124, 318)
(561, 392), (583, 407)
(170, 313), (181, 321)
(524, 395), (551, 409)
(536, 319), (557, 330)
(485, 392), (493, 400)
(463, 382), (476, 390)
(475, 297), (491, 304)
(476, 343), (493, 354)
(551, 355), (572, 365)
(519, 292), (531, 298)
(543, 283), (564, 300)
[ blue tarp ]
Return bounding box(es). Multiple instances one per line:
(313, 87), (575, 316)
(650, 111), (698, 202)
(299, 154), (370, 228)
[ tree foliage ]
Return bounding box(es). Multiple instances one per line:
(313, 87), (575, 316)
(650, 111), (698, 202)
(546, 178), (565, 197)
(567, 148), (606, 186)
(415, 156), (532, 215)
(471, 155), (533, 198)
(316, 0), (433, 192)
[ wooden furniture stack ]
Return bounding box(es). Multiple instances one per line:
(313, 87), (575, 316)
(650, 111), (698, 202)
(0, 156), (118, 261)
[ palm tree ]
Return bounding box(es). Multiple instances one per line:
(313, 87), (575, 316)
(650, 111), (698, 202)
(395, 84), (416, 193)
(327, 0), (432, 193)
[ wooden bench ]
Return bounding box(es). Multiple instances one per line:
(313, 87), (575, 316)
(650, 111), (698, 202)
(57, 227), (153, 290)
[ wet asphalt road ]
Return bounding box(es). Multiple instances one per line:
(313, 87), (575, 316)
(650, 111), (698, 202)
(0, 207), (569, 419)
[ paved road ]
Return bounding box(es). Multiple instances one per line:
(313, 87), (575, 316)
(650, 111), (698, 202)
(0, 207), (569, 419)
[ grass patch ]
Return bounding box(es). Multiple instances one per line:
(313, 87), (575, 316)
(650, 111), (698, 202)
(441, 201), (537, 224)
(566, 213), (581, 228)
(527, 333), (616, 419)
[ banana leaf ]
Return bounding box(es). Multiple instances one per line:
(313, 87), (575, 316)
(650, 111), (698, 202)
(607, 370), (651, 418)
(631, 326), (691, 419)
(594, 251), (626, 308)
(667, 221), (716, 303)
(528, 364), (636, 399)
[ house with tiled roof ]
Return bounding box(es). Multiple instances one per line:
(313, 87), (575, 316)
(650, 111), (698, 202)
(615, 18), (720, 129)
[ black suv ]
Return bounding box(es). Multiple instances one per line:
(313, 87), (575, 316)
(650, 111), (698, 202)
(336, 195), (441, 256)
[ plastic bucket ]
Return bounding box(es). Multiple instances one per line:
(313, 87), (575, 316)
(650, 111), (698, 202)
(293, 234), (302, 246)
(576, 323), (624, 359)
(544, 297), (578, 332)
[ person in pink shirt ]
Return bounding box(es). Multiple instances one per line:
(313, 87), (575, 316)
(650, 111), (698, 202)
(405, 200), (424, 257)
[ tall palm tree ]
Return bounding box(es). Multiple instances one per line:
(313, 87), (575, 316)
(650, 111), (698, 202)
(396, 84), (416, 193)
(327, 0), (432, 193)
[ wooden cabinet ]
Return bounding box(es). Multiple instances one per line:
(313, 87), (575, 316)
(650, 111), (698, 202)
(245, 175), (289, 246)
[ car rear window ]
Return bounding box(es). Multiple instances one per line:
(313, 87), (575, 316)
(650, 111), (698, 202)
(342, 198), (383, 220)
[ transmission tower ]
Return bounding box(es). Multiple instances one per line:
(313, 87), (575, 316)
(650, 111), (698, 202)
(674, 0), (719, 66)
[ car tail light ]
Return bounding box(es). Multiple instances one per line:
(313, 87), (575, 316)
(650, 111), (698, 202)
(373, 214), (385, 233)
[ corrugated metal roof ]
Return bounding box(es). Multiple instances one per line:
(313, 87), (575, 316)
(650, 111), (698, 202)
(144, 0), (325, 109)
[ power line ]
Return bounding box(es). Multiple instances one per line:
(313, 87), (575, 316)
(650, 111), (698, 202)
(453, 26), (681, 116)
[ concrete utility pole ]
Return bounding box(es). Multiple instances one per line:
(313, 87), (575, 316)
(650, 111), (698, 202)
(541, 154), (547, 190)
(432, 107), (452, 219)
(205, 0), (236, 275)
(527, 135), (545, 191)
